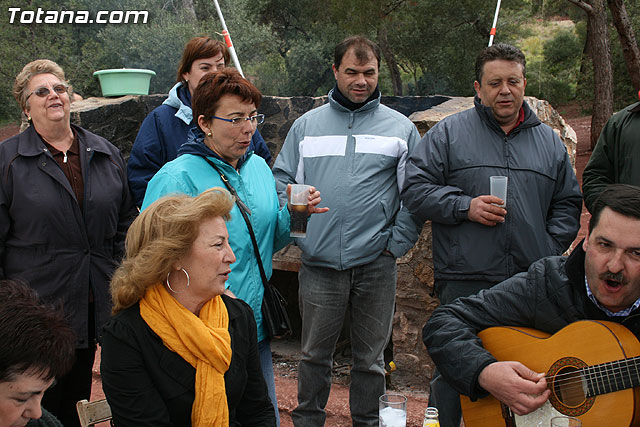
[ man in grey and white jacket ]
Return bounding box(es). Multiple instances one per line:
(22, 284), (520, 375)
(401, 43), (582, 427)
(273, 35), (421, 427)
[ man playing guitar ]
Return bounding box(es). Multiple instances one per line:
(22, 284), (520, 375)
(424, 184), (640, 426)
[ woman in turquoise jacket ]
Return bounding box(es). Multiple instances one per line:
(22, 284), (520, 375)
(127, 36), (272, 207)
(142, 70), (327, 425)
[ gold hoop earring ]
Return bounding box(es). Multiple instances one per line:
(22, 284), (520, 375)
(166, 268), (190, 293)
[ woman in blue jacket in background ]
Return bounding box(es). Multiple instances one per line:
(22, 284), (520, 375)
(142, 70), (327, 425)
(127, 36), (272, 207)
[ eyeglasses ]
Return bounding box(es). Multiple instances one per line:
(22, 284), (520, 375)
(26, 84), (68, 100)
(212, 114), (265, 127)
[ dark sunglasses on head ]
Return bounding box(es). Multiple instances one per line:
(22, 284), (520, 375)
(26, 84), (68, 100)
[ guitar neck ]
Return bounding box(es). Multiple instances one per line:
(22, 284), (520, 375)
(585, 355), (640, 397)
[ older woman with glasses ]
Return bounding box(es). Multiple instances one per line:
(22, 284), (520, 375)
(142, 69), (328, 424)
(0, 59), (137, 427)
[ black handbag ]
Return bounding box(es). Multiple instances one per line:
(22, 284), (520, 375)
(202, 157), (292, 339)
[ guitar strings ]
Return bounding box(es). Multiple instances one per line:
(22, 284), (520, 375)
(547, 360), (637, 383)
(539, 359), (638, 394)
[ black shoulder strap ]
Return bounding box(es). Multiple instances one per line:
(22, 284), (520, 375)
(201, 156), (270, 288)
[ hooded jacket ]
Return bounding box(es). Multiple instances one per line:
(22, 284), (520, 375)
(141, 128), (290, 342)
(271, 88), (422, 270)
(402, 97), (582, 282)
(423, 245), (640, 400)
(127, 82), (273, 207)
(582, 101), (640, 212)
(0, 124), (137, 347)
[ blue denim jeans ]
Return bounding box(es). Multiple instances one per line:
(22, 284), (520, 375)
(428, 279), (497, 427)
(292, 254), (397, 427)
(259, 339), (280, 426)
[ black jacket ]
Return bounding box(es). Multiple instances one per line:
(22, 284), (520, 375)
(100, 295), (276, 427)
(423, 245), (640, 400)
(0, 124), (137, 348)
(582, 101), (640, 212)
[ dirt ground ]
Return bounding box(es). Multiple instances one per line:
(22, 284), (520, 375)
(0, 104), (593, 426)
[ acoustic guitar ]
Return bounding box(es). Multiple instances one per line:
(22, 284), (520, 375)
(460, 320), (640, 427)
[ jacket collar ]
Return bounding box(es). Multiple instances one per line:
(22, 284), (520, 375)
(473, 95), (541, 136)
(627, 101), (640, 113)
(163, 82), (193, 125)
(328, 87), (380, 114)
(17, 123), (113, 157)
(221, 294), (242, 321)
(564, 243), (609, 319)
(565, 241), (586, 286)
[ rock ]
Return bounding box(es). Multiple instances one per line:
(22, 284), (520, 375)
(410, 96), (577, 165)
(70, 95), (164, 159)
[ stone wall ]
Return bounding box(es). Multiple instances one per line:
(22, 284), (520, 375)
(69, 94), (577, 390)
(70, 95), (164, 158)
(70, 94), (452, 160)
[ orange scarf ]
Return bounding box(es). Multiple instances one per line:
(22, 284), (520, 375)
(140, 284), (231, 426)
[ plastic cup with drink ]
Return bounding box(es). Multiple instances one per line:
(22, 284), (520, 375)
(289, 184), (311, 238)
(379, 393), (407, 427)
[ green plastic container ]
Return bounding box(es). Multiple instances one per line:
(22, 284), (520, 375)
(93, 68), (156, 97)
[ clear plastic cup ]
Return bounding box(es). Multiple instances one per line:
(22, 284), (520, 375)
(490, 175), (508, 207)
(289, 184), (311, 238)
(379, 393), (407, 427)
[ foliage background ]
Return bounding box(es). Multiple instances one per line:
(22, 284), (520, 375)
(0, 0), (638, 122)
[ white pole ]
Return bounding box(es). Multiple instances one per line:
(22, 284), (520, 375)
(488, 0), (502, 47)
(212, 0), (244, 77)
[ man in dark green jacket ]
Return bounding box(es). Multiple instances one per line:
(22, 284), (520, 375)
(583, 97), (640, 213)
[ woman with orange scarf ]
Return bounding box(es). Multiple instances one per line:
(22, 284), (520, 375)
(100, 188), (276, 426)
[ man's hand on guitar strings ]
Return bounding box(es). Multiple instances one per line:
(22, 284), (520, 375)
(478, 361), (551, 415)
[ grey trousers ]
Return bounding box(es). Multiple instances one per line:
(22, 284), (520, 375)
(292, 254), (397, 427)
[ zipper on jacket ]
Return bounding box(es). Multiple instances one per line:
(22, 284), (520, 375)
(349, 111), (355, 129)
(503, 134), (512, 278)
(63, 151), (68, 163)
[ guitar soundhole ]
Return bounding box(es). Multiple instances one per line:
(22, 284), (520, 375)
(553, 366), (585, 407)
(548, 356), (594, 416)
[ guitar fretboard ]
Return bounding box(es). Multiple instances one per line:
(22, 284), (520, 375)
(584, 355), (640, 397)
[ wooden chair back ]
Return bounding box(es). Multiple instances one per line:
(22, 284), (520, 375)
(76, 398), (113, 427)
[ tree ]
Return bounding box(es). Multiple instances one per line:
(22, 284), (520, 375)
(567, 0), (614, 149)
(607, 0), (640, 92)
(378, 24), (403, 95)
(182, 0), (197, 20)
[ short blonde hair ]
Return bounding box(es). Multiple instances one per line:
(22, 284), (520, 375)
(13, 59), (68, 112)
(110, 188), (235, 314)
